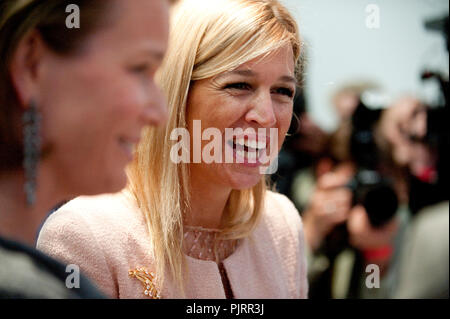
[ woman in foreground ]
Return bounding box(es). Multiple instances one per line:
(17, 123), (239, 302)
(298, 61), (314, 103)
(0, 0), (170, 298)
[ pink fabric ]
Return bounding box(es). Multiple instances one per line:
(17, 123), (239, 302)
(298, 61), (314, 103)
(37, 190), (308, 299)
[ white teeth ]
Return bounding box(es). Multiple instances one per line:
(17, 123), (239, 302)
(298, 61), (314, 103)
(236, 149), (245, 159)
(256, 139), (266, 149)
(234, 137), (266, 150)
(235, 138), (246, 148)
(247, 140), (258, 149)
(247, 150), (257, 162)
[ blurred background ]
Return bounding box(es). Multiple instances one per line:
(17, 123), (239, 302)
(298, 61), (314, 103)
(271, 0), (449, 299)
(285, 0), (448, 131)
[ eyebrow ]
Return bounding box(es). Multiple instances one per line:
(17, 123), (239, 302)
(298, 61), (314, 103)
(217, 69), (297, 85)
(147, 50), (166, 63)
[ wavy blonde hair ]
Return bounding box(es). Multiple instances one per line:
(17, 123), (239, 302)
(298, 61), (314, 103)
(127, 0), (302, 295)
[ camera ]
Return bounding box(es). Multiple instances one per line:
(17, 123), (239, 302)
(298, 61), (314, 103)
(347, 170), (399, 228)
(346, 101), (399, 227)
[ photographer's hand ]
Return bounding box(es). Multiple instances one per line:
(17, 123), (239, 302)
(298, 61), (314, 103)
(347, 205), (399, 250)
(378, 96), (427, 168)
(347, 205), (399, 276)
(303, 164), (353, 252)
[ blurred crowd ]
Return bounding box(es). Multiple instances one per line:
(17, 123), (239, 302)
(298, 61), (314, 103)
(272, 31), (449, 297)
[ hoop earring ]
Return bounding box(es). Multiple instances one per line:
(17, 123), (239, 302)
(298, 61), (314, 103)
(286, 113), (301, 138)
(22, 100), (41, 206)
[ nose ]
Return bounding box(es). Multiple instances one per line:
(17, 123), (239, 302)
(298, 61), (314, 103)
(141, 81), (168, 126)
(244, 90), (277, 128)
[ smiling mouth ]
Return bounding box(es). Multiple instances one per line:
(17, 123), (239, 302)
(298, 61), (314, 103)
(227, 136), (268, 163)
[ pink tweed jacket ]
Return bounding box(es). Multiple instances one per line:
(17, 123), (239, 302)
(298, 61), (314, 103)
(37, 190), (308, 299)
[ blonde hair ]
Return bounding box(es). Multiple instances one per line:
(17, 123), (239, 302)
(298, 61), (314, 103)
(127, 0), (302, 294)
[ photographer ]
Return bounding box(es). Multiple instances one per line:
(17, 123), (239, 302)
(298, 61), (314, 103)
(299, 98), (409, 299)
(379, 94), (448, 298)
(384, 16), (448, 299)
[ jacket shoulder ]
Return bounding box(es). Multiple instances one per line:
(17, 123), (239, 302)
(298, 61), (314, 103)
(256, 190), (308, 298)
(262, 190), (303, 236)
(37, 191), (150, 298)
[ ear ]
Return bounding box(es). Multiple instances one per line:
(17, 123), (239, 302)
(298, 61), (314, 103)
(9, 30), (47, 109)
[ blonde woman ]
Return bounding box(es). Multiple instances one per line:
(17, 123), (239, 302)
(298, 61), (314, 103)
(38, 0), (308, 298)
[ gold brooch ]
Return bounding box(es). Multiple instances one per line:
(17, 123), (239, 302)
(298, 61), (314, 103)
(128, 267), (161, 299)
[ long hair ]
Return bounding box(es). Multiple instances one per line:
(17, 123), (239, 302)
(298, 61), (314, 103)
(127, 0), (302, 295)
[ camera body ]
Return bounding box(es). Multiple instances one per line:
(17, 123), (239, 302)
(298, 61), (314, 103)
(347, 169), (398, 227)
(347, 101), (399, 227)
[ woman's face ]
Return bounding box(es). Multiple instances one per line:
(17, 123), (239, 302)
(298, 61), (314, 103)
(35, 0), (169, 195)
(186, 45), (296, 190)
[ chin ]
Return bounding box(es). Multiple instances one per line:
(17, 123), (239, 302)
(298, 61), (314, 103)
(79, 171), (128, 196)
(226, 171), (263, 190)
(104, 173), (128, 194)
(103, 181), (127, 194)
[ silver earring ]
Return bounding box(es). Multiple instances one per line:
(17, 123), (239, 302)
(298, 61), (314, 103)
(22, 100), (41, 206)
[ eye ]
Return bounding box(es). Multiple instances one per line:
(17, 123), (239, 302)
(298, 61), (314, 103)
(272, 87), (295, 98)
(129, 63), (151, 75)
(223, 82), (252, 91)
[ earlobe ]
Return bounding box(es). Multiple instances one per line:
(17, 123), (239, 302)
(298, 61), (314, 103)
(9, 30), (46, 109)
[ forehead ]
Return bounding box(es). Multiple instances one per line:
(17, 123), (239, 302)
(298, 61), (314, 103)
(240, 46), (295, 70)
(217, 45), (296, 81)
(92, 0), (169, 48)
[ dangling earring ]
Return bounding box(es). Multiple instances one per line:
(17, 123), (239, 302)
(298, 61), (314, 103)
(22, 100), (41, 206)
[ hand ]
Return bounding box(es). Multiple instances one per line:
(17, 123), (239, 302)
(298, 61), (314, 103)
(303, 163), (354, 251)
(378, 96), (427, 167)
(347, 205), (399, 251)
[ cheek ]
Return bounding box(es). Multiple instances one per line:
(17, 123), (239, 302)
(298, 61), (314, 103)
(188, 95), (237, 130)
(41, 65), (144, 163)
(110, 81), (145, 122)
(45, 56), (145, 130)
(83, 70), (147, 135)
